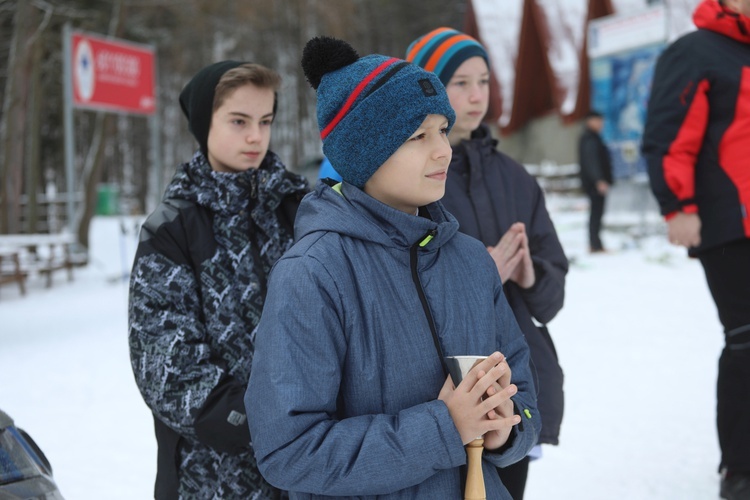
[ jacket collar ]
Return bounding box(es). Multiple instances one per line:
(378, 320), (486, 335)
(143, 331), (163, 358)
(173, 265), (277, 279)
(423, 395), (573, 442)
(165, 150), (308, 217)
(295, 182), (459, 250)
(449, 124), (497, 175)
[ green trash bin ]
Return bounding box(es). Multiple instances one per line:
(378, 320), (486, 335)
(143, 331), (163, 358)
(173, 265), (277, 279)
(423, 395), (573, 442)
(96, 184), (120, 215)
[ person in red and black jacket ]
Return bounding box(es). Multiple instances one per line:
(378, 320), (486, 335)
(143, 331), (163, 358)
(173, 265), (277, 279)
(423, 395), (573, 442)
(642, 1), (750, 498)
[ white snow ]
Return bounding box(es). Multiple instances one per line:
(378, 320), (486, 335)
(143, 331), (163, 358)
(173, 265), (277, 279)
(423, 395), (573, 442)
(0, 190), (724, 499)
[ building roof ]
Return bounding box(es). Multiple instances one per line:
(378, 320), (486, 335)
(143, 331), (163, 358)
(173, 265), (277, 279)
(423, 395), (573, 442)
(465, 0), (700, 134)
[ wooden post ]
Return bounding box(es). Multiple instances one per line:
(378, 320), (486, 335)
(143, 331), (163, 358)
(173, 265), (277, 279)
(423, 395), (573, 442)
(465, 437), (486, 500)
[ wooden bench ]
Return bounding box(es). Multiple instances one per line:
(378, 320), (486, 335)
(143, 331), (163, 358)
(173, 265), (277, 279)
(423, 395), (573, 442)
(0, 248), (27, 296)
(0, 233), (78, 290)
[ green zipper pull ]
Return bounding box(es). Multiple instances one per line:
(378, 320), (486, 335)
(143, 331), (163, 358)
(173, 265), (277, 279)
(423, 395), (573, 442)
(419, 229), (437, 247)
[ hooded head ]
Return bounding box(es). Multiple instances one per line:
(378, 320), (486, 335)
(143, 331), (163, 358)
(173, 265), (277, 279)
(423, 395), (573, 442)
(405, 27), (489, 86)
(301, 36), (455, 188)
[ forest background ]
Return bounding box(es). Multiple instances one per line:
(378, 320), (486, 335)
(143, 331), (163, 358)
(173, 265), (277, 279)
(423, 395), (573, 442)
(0, 0), (465, 250)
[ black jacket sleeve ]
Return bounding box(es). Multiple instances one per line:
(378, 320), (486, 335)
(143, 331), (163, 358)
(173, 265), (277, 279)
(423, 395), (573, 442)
(520, 182), (568, 325)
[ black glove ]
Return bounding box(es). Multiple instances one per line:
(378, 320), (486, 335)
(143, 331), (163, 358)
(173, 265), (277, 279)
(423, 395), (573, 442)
(194, 376), (251, 455)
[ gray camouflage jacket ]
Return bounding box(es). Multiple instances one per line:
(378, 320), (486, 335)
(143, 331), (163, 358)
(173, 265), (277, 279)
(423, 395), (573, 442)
(128, 150), (308, 499)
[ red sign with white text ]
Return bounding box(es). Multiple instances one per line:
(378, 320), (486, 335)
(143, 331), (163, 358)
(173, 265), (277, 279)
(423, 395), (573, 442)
(71, 32), (156, 115)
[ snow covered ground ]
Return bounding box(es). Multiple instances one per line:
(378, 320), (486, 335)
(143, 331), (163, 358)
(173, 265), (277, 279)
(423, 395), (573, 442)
(0, 191), (724, 499)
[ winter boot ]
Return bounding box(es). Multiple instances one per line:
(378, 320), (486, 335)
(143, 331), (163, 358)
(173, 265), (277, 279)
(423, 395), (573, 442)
(721, 470), (750, 500)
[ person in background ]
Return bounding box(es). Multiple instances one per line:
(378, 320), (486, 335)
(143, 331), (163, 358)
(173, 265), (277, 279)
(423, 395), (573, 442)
(578, 110), (613, 253)
(245, 36), (540, 499)
(406, 27), (568, 500)
(128, 61), (308, 499)
(642, 1), (750, 498)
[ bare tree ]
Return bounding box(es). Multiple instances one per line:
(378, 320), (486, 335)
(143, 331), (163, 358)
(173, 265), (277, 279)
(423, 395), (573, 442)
(74, 0), (124, 250)
(0, 0), (465, 247)
(0, 0), (40, 233)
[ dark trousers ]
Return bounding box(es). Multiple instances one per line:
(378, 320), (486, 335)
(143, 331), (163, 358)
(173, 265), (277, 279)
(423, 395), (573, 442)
(698, 238), (750, 473)
(497, 456), (530, 500)
(586, 190), (606, 251)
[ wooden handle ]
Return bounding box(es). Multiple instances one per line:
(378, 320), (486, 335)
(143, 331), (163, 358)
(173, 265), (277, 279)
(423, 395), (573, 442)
(465, 438), (486, 500)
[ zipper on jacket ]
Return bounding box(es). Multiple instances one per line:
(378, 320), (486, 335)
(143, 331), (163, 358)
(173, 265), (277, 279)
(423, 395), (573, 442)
(412, 229), (532, 433)
(410, 229), (449, 376)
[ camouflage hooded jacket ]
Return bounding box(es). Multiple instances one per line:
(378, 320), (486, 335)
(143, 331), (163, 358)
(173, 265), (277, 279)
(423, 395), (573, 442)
(128, 150), (308, 499)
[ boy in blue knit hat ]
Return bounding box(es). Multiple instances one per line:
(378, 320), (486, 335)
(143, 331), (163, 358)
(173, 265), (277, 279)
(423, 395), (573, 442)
(246, 36), (539, 499)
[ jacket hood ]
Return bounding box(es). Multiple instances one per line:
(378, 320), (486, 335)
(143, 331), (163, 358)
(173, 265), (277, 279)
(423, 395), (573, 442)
(694, 0), (750, 44)
(294, 182), (459, 250)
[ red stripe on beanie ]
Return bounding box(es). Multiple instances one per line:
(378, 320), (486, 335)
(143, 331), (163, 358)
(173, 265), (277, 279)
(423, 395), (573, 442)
(321, 57), (400, 140)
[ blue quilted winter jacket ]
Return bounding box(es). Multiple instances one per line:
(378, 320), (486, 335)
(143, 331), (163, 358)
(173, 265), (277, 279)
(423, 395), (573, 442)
(246, 182), (540, 499)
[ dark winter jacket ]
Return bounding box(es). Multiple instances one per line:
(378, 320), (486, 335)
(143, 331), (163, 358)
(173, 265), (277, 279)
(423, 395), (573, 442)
(246, 182), (540, 499)
(128, 150), (308, 500)
(441, 124), (568, 445)
(642, 0), (750, 255)
(578, 127), (613, 194)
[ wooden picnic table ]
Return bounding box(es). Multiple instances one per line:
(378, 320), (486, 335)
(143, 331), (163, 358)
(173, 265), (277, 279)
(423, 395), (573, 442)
(0, 248), (26, 296)
(0, 233), (78, 293)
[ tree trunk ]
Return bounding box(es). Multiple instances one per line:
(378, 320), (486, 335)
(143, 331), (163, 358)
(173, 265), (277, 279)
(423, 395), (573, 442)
(75, 0), (124, 251)
(0, 1), (36, 234)
(26, 29), (44, 233)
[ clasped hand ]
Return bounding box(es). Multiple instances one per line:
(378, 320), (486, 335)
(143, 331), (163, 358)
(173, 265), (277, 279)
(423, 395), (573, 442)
(438, 352), (521, 450)
(487, 222), (535, 289)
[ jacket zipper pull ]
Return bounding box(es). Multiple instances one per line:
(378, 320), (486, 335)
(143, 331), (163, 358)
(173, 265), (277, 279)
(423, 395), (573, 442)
(419, 229), (437, 248)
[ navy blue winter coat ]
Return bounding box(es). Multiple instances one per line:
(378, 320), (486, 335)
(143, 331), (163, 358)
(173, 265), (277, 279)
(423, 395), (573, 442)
(246, 182), (540, 499)
(578, 127), (613, 194)
(442, 125), (568, 445)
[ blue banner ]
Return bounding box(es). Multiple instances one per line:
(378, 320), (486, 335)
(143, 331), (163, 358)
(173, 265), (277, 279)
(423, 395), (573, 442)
(590, 44), (665, 179)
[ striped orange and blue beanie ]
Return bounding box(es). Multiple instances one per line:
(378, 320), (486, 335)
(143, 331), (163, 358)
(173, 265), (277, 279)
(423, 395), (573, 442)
(405, 27), (489, 85)
(301, 36), (455, 188)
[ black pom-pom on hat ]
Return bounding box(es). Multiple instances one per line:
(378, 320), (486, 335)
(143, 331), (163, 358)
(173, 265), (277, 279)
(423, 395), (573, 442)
(301, 36), (359, 90)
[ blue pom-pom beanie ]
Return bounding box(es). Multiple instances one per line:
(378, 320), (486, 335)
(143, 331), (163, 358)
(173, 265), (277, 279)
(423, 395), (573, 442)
(405, 27), (489, 86)
(302, 37), (456, 188)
